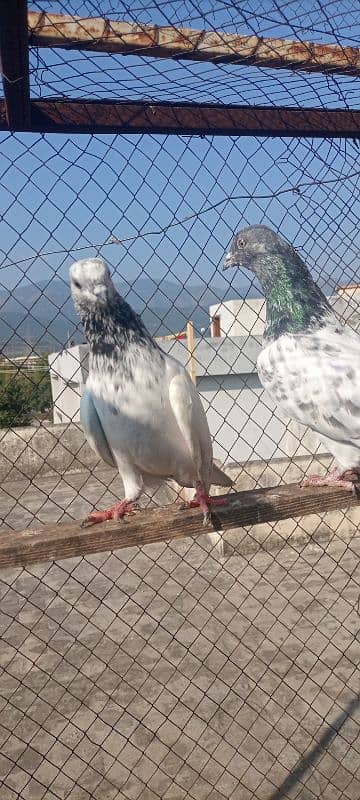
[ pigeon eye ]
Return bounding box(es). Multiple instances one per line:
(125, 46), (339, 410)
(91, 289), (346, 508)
(73, 279), (81, 289)
(238, 239), (246, 248)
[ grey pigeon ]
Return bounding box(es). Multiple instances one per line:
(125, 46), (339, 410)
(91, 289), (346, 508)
(70, 257), (232, 524)
(224, 224), (360, 490)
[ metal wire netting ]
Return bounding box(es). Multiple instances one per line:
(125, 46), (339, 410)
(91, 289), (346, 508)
(1, 2), (360, 799)
(0, 130), (359, 527)
(2, 528), (360, 800)
(28, 0), (360, 109)
(31, 0), (360, 109)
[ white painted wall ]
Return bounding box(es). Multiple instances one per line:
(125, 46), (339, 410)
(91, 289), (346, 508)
(197, 373), (322, 464)
(331, 286), (360, 326)
(48, 345), (88, 424)
(209, 298), (266, 337)
(210, 286), (360, 338)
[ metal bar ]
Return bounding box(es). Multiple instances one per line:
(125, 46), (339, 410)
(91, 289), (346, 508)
(0, 481), (359, 568)
(0, 0), (30, 129)
(0, 98), (359, 138)
(28, 10), (360, 77)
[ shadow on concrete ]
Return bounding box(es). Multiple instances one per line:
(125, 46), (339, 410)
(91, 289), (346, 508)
(270, 693), (360, 799)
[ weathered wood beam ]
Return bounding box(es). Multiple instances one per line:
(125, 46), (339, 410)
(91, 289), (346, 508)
(28, 10), (360, 77)
(0, 98), (359, 138)
(0, 0), (30, 129)
(0, 481), (359, 568)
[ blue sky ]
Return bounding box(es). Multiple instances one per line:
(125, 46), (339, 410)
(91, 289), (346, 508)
(0, 131), (359, 300)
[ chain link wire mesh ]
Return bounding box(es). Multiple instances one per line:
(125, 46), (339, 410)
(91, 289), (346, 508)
(1, 1), (360, 798)
(29, 0), (360, 109)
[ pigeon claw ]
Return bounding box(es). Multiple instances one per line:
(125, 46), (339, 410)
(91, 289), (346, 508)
(202, 510), (212, 527)
(301, 468), (360, 494)
(84, 500), (136, 525)
(185, 482), (227, 526)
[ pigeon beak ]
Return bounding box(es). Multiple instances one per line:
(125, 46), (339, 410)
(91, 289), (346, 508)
(93, 285), (108, 303)
(223, 251), (234, 270)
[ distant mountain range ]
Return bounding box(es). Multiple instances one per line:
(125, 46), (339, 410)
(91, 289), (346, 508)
(0, 274), (253, 356)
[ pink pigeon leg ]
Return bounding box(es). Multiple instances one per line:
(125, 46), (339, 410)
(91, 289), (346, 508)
(301, 468), (360, 493)
(83, 499), (136, 526)
(185, 481), (227, 526)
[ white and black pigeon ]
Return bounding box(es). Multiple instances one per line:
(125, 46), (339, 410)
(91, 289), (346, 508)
(70, 257), (232, 524)
(224, 224), (360, 491)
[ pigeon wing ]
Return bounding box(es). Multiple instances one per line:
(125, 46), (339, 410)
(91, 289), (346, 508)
(259, 326), (360, 445)
(310, 330), (360, 444)
(80, 387), (117, 468)
(168, 368), (213, 490)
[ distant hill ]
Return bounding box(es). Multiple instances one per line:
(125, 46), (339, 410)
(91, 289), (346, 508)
(0, 274), (253, 356)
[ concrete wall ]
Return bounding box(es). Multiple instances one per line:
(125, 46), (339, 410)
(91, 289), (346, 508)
(0, 417), (331, 487)
(0, 421), (98, 483)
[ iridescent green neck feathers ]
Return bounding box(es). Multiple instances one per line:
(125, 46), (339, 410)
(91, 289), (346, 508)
(262, 254), (332, 341)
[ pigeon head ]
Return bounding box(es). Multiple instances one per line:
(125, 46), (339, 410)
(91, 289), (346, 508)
(70, 256), (156, 357)
(70, 258), (116, 309)
(224, 224), (333, 339)
(223, 225), (296, 285)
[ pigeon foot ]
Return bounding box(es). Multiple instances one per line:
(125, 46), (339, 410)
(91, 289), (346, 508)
(82, 499), (136, 526)
(301, 468), (360, 494)
(184, 481), (227, 526)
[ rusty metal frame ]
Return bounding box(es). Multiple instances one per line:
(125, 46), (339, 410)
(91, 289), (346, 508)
(0, 7), (357, 138)
(0, 0), (30, 129)
(28, 10), (360, 77)
(0, 97), (358, 138)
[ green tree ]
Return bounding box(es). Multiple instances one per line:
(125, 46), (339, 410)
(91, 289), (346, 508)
(26, 356), (52, 414)
(0, 378), (32, 427)
(0, 355), (53, 428)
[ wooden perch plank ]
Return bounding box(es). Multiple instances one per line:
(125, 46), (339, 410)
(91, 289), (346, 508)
(0, 481), (359, 569)
(0, 0), (30, 128)
(0, 98), (359, 138)
(28, 10), (360, 77)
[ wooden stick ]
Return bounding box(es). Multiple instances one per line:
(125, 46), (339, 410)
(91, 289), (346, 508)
(155, 330), (186, 341)
(1, 481), (359, 569)
(0, 0), (30, 129)
(1, 98), (359, 139)
(28, 10), (360, 77)
(186, 321), (196, 384)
